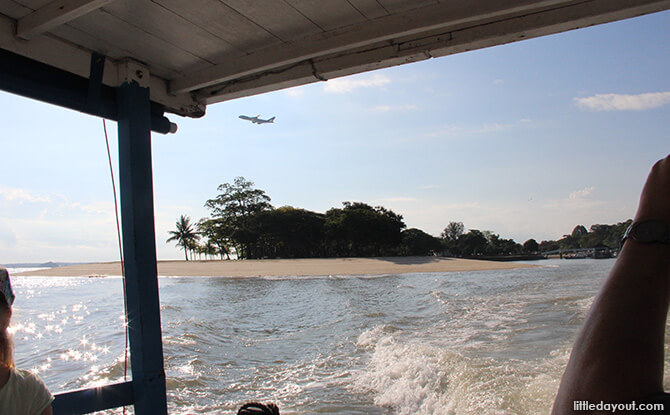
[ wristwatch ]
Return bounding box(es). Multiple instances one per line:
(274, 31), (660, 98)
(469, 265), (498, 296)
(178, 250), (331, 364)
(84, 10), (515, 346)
(621, 219), (670, 246)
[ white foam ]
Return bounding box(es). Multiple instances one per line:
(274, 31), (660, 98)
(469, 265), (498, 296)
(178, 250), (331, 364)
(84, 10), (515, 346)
(352, 326), (571, 414)
(6, 267), (48, 274)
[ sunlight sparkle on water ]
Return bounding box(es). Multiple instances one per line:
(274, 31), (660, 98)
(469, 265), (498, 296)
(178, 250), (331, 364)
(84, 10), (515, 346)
(8, 322), (37, 335)
(38, 312), (56, 321)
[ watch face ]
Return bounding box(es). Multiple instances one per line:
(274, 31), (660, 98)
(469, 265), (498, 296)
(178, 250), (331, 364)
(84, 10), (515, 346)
(632, 220), (668, 243)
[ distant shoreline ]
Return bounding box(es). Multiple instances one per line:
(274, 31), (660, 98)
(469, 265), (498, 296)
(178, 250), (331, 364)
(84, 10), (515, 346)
(13, 256), (535, 278)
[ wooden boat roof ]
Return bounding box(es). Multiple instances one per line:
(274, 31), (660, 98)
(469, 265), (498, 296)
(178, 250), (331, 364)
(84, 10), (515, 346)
(1, 0), (668, 117)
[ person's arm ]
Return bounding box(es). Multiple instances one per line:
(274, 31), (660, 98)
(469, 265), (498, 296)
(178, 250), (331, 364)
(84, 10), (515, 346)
(553, 155), (670, 414)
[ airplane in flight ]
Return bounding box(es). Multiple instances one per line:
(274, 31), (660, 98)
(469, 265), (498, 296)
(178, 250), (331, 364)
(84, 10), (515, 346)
(239, 115), (276, 124)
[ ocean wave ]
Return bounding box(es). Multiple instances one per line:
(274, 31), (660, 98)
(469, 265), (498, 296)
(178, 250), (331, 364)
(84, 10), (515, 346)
(352, 325), (570, 414)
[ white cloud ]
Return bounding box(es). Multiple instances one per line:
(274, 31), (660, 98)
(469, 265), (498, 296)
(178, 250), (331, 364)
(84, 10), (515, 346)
(68, 201), (113, 215)
(569, 186), (595, 200)
(285, 88), (304, 97)
(0, 186), (50, 203)
(323, 74), (391, 93)
(539, 188), (608, 227)
(0, 220), (17, 248)
(374, 104), (418, 112)
(425, 117), (534, 139)
(0, 189), (123, 261)
(574, 92), (670, 111)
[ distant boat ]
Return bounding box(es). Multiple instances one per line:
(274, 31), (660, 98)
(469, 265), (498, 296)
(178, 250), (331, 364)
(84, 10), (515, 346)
(593, 247), (613, 259)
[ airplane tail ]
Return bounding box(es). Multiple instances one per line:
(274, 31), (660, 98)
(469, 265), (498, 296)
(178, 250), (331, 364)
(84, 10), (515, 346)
(268, 117), (275, 123)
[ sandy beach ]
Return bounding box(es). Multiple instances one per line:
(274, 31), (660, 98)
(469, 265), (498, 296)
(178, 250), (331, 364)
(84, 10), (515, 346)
(14, 256), (534, 277)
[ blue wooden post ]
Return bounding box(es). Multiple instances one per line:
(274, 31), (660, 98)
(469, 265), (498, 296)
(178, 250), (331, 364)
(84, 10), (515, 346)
(0, 51), (173, 414)
(117, 65), (168, 415)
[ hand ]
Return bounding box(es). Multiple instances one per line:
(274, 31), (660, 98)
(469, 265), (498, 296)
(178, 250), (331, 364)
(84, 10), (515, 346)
(635, 154), (670, 224)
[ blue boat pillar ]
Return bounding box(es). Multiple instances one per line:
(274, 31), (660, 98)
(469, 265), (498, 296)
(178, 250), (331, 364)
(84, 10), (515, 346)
(116, 60), (168, 415)
(47, 59), (171, 415)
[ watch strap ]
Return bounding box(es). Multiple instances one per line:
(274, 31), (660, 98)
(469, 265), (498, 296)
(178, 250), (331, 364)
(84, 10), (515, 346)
(621, 219), (670, 246)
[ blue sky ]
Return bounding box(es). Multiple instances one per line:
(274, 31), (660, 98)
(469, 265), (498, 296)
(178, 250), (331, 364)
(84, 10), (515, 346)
(1, 11), (668, 262)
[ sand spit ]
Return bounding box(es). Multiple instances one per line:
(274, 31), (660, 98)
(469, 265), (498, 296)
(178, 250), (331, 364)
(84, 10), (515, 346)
(14, 256), (535, 278)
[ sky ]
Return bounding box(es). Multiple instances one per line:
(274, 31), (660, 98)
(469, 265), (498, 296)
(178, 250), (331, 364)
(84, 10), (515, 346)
(0, 10), (668, 263)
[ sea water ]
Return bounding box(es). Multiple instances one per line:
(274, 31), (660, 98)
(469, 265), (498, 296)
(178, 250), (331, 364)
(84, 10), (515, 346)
(9, 259), (658, 414)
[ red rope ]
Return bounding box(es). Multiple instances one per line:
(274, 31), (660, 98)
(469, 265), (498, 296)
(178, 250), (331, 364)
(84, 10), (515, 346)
(103, 120), (130, 412)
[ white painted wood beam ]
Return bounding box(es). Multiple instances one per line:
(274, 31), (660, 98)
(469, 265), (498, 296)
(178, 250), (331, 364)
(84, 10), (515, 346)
(197, 0), (670, 104)
(170, 0), (579, 94)
(196, 51), (429, 104)
(0, 13), (205, 117)
(17, 0), (115, 40)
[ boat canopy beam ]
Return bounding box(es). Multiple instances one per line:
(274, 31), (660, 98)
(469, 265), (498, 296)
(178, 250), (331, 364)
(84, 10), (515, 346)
(0, 48), (175, 134)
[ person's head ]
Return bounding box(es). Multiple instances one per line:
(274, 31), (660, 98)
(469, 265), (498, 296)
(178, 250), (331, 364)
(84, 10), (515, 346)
(0, 267), (15, 368)
(237, 402), (280, 415)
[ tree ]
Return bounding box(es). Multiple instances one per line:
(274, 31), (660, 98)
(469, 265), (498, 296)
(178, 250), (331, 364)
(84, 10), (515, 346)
(324, 202), (406, 257)
(198, 218), (232, 260)
(441, 222), (465, 241)
(200, 239), (218, 259)
(167, 215), (200, 261)
(539, 240), (560, 252)
(558, 234), (580, 250)
(401, 228), (443, 256)
(253, 207), (326, 258)
(571, 225), (588, 237)
(523, 238), (540, 253)
(204, 177), (272, 259)
(542, 220), (632, 252)
(484, 233), (521, 256)
(588, 223), (628, 249)
(456, 229), (489, 256)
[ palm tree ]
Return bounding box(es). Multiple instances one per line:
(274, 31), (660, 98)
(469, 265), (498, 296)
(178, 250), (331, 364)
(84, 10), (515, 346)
(167, 215), (200, 261)
(202, 239), (218, 260)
